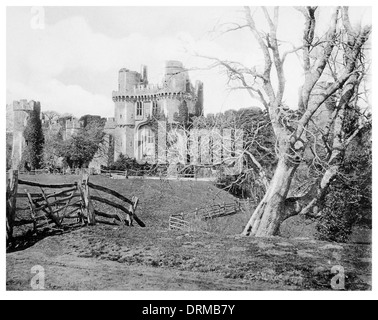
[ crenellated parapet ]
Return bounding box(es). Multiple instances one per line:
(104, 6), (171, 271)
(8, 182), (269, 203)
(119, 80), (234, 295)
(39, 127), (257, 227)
(112, 90), (197, 103)
(104, 117), (117, 131)
(108, 60), (204, 163)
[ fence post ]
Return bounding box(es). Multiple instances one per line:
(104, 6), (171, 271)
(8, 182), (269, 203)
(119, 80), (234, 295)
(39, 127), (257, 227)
(25, 190), (38, 233)
(6, 170), (18, 244)
(80, 173), (96, 226)
(39, 187), (62, 228)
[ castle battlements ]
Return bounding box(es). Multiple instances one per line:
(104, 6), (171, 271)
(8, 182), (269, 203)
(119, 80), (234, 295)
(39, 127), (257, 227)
(112, 90), (197, 102)
(133, 83), (162, 92)
(107, 60), (204, 163)
(104, 117), (117, 130)
(13, 100), (41, 113)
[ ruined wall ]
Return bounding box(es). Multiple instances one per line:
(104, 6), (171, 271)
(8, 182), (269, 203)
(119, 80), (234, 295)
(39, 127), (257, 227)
(125, 126), (135, 158)
(64, 118), (83, 140)
(11, 100), (41, 169)
(114, 126), (126, 160)
(164, 99), (181, 123)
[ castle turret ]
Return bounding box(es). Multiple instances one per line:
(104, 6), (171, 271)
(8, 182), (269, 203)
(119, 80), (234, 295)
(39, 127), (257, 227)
(11, 100), (41, 169)
(110, 61), (204, 163)
(163, 60), (189, 92)
(118, 68), (142, 92)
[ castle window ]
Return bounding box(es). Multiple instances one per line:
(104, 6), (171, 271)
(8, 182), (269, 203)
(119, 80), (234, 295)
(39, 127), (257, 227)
(136, 101), (143, 117)
(152, 101), (158, 115)
(148, 130), (154, 144)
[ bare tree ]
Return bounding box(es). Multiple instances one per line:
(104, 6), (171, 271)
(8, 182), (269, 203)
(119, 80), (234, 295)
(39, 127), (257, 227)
(156, 109), (274, 199)
(203, 6), (371, 236)
(42, 110), (60, 123)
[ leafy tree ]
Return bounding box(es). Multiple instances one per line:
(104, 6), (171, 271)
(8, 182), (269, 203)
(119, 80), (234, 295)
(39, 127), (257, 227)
(111, 154), (139, 171)
(56, 118), (105, 168)
(42, 110), (60, 123)
(21, 109), (44, 170)
(42, 124), (63, 169)
(80, 114), (106, 128)
(316, 128), (372, 242)
(109, 154), (158, 175)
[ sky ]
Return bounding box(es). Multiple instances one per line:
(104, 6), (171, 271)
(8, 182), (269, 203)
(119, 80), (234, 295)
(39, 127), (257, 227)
(6, 6), (371, 118)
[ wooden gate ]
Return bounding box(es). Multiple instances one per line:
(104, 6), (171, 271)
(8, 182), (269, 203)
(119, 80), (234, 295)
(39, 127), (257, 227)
(6, 170), (145, 244)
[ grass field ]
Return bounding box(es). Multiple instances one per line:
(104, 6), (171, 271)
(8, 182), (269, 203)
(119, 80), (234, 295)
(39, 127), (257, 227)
(6, 174), (372, 291)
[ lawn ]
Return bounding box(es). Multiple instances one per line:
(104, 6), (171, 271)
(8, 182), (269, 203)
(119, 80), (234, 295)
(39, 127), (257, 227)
(6, 174), (372, 291)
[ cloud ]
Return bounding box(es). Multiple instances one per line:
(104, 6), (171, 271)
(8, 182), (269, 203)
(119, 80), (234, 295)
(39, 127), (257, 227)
(7, 78), (114, 117)
(7, 11), (252, 117)
(8, 7), (370, 118)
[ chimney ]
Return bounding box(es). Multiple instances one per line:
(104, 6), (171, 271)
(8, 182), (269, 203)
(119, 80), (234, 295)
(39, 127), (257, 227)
(141, 65), (148, 84)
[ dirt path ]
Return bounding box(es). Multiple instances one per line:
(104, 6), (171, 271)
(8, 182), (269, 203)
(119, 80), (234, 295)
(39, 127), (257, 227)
(7, 225), (371, 291)
(7, 250), (297, 291)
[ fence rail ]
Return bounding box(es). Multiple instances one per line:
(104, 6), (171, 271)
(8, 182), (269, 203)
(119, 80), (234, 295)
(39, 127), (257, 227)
(168, 198), (254, 232)
(169, 214), (190, 231)
(8, 167), (216, 182)
(7, 168), (101, 177)
(6, 169), (145, 244)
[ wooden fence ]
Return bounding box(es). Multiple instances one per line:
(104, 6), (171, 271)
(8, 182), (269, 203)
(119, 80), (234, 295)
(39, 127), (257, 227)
(6, 170), (145, 244)
(100, 168), (195, 179)
(168, 198), (254, 232)
(8, 167), (212, 182)
(168, 213), (190, 232)
(6, 168), (99, 177)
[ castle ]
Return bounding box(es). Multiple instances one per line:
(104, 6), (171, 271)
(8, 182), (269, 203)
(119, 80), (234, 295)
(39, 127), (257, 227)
(106, 60), (204, 163)
(8, 100), (84, 169)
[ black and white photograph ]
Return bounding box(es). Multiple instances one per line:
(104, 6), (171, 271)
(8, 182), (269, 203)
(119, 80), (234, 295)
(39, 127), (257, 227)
(3, 2), (375, 300)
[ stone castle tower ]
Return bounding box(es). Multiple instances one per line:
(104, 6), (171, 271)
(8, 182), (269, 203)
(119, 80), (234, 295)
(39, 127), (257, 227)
(11, 100), (41, 169)
(107, 60), (204, 163)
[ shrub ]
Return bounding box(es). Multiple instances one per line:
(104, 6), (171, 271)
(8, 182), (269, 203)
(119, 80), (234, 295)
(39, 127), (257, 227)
(316, 131), (372, 243)
(21, 110), (44, 170)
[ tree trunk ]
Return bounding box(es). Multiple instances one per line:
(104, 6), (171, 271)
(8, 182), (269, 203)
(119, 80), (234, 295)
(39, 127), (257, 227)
(243, 156), (299, 237)
(299, 164), (339, 217)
